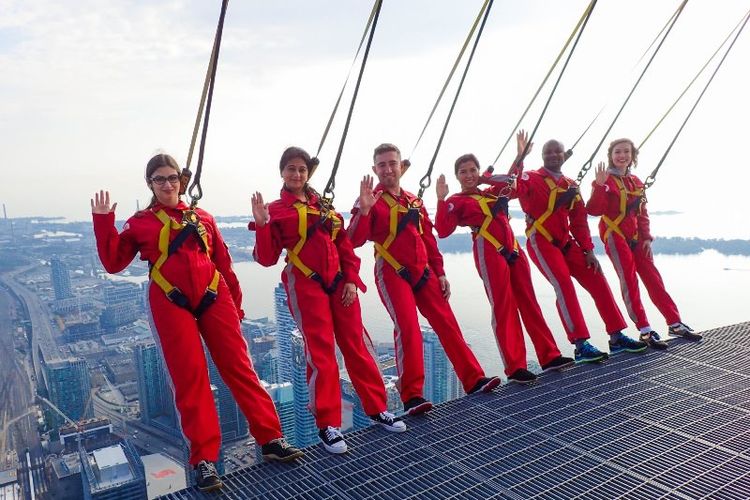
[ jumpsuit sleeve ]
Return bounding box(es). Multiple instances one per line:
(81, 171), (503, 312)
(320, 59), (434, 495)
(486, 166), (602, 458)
(569, 196), (595, 252)
(252, 214), (284, 267)
(585, 181), (610, 216)
(421, 209), (446, 277)
(333, 213), (367, 292)
(434, 198), (459, 238)
(92, 212), (139, 274)
(207, 215), (245, 320)
(347, 205), (371, 248)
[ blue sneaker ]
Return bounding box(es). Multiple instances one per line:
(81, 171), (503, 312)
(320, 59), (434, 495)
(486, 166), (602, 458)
(574, 341), (608, 363)
(609, 333), (648, 354)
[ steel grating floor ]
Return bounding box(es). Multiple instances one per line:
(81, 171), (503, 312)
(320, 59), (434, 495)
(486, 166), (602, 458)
(161, 322), (750, 499)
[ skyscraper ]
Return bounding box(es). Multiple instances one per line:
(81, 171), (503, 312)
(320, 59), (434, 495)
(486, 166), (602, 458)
(132, 342), (180, 439)
(79, 440), (147, 499)
(41, 356), (92, 429)
(50, 256), (73, 300)
(206, 351), (249, 443)
(422, 325), (464, 404)
(262, 382), (296, 445)
(340, 376), (371, 431)
(291, 330), (318, 448)
(274, 283), (295, 384)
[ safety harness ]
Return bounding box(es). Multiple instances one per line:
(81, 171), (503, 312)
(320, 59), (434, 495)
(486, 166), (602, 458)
(286, 201), (344, 295)
(525, 176), (581, 249)
(601, 176), (645, 248)
(469, 193), (520, 264)
(373, 192), (430, 291)
(149, 209), (220, 318)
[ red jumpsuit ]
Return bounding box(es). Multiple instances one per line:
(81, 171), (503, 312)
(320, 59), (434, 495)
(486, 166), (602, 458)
(491, 168), (627, 341)
(349, 185), (486, 402)
(586, 171), (681, 328)
(93, 201), (283, 465)
(252, 189), (388, 429)
(434, 186), (562, 375)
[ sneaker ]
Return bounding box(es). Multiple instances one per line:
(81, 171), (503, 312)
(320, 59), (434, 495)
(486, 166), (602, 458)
(370, 411), (407, 433)
(668, 323), (702, 341)
(318, 426), (347, 454)
(403, 397), (433, 416)
(261, 437), (304, 462)
(574, 341), (608, 363)
(194, 460), (222, 492)
(541, 355), (576, 372)
(640, 331), (668, 350)
(609, 333), (648, 354)
(468, 376), (502, 394)
(507, 368), (537, 384)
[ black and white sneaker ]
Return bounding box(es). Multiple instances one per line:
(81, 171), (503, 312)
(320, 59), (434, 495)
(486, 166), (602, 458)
(403, 397), (433, 416)
(468, 376), (502, 394)
(508, 368), (537, 384)
(640, 331), (668, 350)
(370, 411), (407, 432)
(668, 323), (702, 341)
(318, 426), (347, 454)
(261, 437), (304, 462)
(541, 356), (576, 372)
(194, 460), (222, 492)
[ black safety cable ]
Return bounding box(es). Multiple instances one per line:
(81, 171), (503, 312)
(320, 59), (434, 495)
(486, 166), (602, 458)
(315, 0), (380, 159)
(639, 8), (749, 150)
(491, 0), (596, 167)
(417, 0), (495, 199)
(575, 0), (688, 183)
(322, 0), (383, 202)
(645, 8), (750, 189)
(567, 0), (691, 154)
(188, 0), (230, 207)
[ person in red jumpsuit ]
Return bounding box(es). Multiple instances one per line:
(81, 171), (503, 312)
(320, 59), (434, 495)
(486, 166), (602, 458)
(250, 146), (406, 455)
(586, 138), (701, 346)
(349, 143), (501, 416)
(484, 134), (647, 362)
(91, 153), (302, 492)
(434, 132), (574, 383)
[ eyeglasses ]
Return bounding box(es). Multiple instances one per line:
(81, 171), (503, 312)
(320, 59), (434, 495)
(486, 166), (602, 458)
(150, 174), (180, 185)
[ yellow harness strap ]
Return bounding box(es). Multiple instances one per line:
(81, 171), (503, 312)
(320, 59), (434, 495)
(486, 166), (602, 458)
(602, 176), (643, 241)
(469, 194), (519, 253)
(286, 201), (342, 279)
(150, 209), (220, 305)
(373, 193), (423, 274)
(525, 177), (578, 242)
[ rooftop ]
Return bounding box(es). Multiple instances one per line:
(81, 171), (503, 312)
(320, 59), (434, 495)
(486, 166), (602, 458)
(162, 322), (750, 499)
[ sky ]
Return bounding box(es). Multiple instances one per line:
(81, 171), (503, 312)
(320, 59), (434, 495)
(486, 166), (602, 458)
(1, 0), (749, 239)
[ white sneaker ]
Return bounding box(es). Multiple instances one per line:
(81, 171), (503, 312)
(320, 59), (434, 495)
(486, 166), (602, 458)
(318, 426), (347, 454)
(370, 411), (407, 433)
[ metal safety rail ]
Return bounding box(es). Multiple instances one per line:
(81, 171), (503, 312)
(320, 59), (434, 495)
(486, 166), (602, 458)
(162, 321), (750, 499)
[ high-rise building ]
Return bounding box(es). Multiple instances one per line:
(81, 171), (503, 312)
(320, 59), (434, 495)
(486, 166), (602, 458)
(206, 351), (249, 444)
(249, 336), (278, 384)
(262, 381), (296, 446)
(340, 376), (371, 431)
(291, 330), (318, 448)
(102, 282), (141, 307)
(79, 441), (147, 499)
(274, 284), (295, 384)
(242, 317), (277, 341)
(51, 256), (73, 300)
(41, 356), (92, 429)
(132, 342), (180, 439)
(422, 325), (464, 404)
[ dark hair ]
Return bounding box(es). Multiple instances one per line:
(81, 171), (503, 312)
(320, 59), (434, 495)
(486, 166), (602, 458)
(372, 143), (401, 163)
(279, 146), (319, 173)
(454, 153), (480, 175)
(607, 138), (639, 169)
(145, 154), (181, 208)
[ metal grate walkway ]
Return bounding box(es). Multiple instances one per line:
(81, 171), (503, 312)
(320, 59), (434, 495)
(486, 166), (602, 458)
(161, 322), (750, 499)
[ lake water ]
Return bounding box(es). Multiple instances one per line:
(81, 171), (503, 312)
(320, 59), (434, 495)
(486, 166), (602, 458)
(236, 248), (750, 377)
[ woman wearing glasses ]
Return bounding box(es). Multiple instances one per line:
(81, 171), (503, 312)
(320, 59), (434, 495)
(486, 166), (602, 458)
(91, 153), (302, 492)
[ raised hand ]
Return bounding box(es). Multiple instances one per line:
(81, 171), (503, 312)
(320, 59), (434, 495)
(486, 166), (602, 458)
(358, 175), (380, 215)
(594, 162), (608, 186)
(436, 174), (449, 201)
(251, 192), (270, 227)
(516, 129), (533, 159)
(91, 190), (117, 214)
